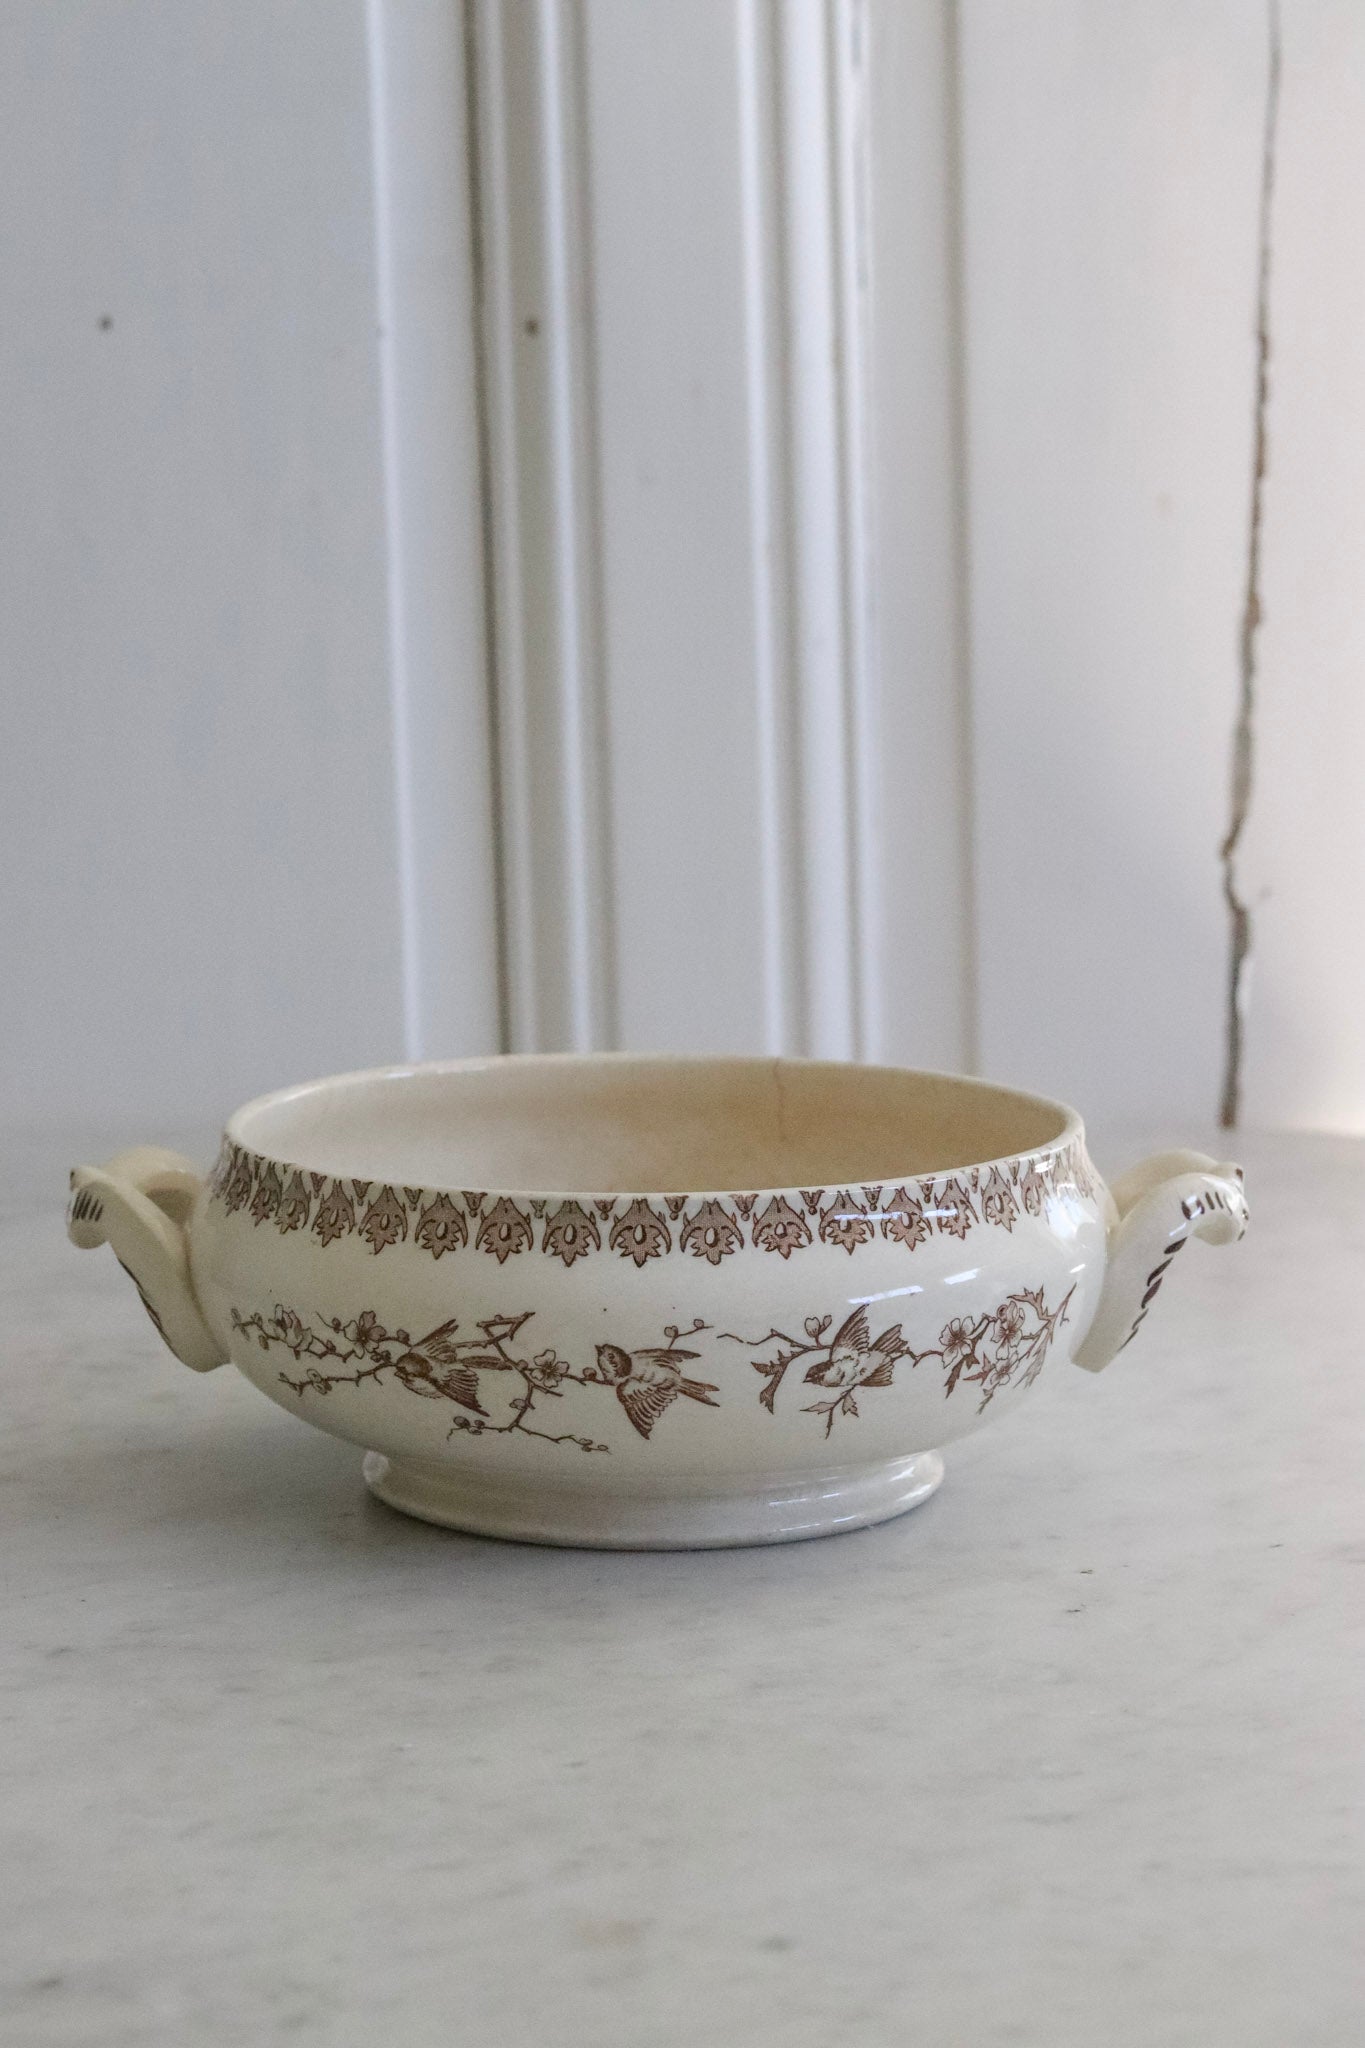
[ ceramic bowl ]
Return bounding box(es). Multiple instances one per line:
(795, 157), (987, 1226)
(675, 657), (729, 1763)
(67, 1054), (1247, 1548)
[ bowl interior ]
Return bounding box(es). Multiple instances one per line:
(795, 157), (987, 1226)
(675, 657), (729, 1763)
(228, 1057), (1073, 1196)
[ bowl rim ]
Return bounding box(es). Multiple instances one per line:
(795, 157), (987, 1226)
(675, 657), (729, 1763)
(219, 1052), (1088, 1207)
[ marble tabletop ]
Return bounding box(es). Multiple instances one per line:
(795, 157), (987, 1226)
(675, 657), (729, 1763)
(2, 1122), (1361, 2047)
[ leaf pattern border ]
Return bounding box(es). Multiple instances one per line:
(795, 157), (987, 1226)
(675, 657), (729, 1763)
(209, 1138), (1098, 1266)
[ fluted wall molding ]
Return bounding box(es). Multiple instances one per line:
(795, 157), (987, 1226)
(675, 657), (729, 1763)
(464, 0), (970, 1066)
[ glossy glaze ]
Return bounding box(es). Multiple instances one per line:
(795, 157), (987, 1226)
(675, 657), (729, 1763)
(67, 1055), (1247, 1547)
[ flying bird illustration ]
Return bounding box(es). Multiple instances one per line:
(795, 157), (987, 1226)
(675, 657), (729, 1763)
(386, 1318), (492, 1414)
(583, 1341), (720, 1439)
(802, 1307), (905, 1393)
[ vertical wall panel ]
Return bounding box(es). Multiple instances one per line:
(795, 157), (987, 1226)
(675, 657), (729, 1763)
(472, 0), (618, 1052)
(476, 0), (970, 1067)
(366, 0), (503, 1062)
(578, 0), (773, 1053)
(1240, 0), (1365, 1133)
(0, 2), (408, 1128)
(765, 0), (870, 1061)
(861, 0), (974, 1071)
(959, 0), (1267, 1127)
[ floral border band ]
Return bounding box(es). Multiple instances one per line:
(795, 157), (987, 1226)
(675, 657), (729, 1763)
(208, 1137), (1098, 1267)
(233, 1280), (1074, 1454)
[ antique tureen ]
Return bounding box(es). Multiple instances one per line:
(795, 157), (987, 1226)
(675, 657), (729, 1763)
(67, 1055), (1247, 1547)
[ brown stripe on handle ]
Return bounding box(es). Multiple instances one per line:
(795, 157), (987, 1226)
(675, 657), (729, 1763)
(1118, 1234), (1190, 1354)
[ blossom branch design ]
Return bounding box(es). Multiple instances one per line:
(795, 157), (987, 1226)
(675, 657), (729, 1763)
(926, 1286), (1074, 1410)
(722, 1284), (1074, 1431)
(230, 1307), (728, 1455)
(231, 1304), (609, 1453)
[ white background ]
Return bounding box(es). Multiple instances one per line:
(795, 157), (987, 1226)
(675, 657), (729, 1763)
(4, 0), (1362, 1139)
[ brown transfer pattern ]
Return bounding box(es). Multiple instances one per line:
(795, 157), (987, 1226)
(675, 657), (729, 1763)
(724, 1284), (1075, 1431)
(1115, 1173), (1248, 1357)
(209, 1138), (1098, 1268)
(232, 1305), (717, 1455)
(232, 1278), (1073, 1449)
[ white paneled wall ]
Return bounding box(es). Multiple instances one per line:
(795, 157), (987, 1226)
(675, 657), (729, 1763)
(6, 0), (1364, 1135)
(961, 0), (1365, 1135)
(1, 3), (409, 1128)
(367, 0), (502, 1061)
(1239, 0), (1365, 1133)
(862, 0), (975, 1074)
(473, 0), (968, 1068)
(474, 0), (965, 1064)
(960, 0), (1269, 1129)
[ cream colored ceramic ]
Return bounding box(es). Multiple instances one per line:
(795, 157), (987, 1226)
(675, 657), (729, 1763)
(67, 1056), (1247, 1548)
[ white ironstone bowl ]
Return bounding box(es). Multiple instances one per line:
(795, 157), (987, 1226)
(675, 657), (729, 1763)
(67, 1054), (1247, 1548)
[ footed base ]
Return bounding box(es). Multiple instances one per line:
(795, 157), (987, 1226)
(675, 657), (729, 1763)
(361, 1449), (945, 1550)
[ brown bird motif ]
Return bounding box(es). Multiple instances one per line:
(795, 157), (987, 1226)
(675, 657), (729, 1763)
(801, 1306), (906, 1396)
(369, 1317), (492, 1415)
(582, 1341), (720, 1439)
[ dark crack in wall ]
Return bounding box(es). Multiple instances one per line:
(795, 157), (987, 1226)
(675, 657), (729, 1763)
(1219, 1), (1281, 1129)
